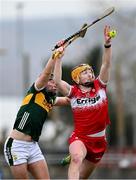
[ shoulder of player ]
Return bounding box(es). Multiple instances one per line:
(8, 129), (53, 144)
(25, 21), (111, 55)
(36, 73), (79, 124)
(94, 77), (107, 89)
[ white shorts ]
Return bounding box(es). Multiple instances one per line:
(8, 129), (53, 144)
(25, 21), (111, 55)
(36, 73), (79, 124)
(4, 137), (45, 166)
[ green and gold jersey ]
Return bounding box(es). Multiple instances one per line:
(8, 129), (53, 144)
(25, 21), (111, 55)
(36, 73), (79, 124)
(13, 83), (56, 141)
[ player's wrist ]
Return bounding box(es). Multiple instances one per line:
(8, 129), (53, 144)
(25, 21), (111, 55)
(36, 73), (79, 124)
(104, 44), (111, 48)
(51, 51), (63, 60)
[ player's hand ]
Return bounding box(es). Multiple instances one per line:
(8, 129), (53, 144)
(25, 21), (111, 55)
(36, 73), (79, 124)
(104, 25), (111, 45)
(56, 40), (65, 47)
(52, 41), (65, 60)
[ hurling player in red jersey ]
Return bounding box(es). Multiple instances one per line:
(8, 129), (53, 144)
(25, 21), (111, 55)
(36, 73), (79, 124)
(54, 25), (113, 179)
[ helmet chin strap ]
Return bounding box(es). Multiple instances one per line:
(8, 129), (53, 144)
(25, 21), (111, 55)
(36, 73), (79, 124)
(80, 81), (94, 88)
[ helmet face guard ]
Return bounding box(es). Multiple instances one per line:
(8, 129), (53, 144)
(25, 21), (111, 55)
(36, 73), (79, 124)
(71, 64), (94, 84)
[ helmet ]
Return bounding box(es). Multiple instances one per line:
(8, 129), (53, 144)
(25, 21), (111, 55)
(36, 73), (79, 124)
(71, 64), (94, 84)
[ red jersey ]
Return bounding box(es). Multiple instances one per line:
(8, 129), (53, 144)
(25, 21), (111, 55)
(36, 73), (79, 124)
(68, 78), (110, 136)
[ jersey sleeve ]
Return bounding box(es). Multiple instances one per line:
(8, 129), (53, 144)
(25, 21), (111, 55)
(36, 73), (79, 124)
(27, 83), (39, 94)
(67, 85), (77, 98)
(96, 77), (107, 89)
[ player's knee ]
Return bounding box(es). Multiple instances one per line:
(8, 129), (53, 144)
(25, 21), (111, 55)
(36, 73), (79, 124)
(71, 153), (83, 166)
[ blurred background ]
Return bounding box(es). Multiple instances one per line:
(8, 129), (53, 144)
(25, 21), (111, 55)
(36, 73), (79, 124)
(0, 0), (136, 179)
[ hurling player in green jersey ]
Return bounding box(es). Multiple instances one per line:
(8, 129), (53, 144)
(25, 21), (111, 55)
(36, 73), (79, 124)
(4, 46), (69, 179)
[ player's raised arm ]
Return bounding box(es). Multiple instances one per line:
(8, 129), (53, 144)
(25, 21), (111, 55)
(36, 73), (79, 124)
(35, 46), (65, 90)
(99, 25), (112, 84)
(54, 47), (71, 97)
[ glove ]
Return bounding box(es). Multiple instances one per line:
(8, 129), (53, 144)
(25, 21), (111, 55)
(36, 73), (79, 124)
(52, 46), (65, 60)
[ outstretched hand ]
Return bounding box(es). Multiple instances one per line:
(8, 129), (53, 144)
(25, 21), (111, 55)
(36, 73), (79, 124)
(104, 25), (111, 45)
